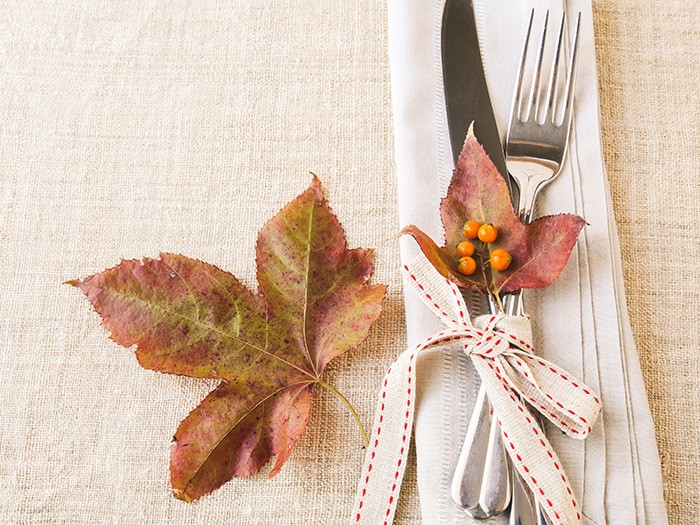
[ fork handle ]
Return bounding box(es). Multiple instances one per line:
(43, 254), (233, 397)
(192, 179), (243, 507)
(508, 422), (551, 525)
(507, 159), (558, 221)
(507, 169), (552, 525)
(508, 292), (552, 525)
(509, 467), (537, 525)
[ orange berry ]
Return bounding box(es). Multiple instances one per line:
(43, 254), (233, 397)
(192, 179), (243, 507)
(463, 220), (481, 239)
(490, 248), (512, 271)
(457, 241), (475, 257)
(458, 256), (477, 275)
(477, 223), (498, 243)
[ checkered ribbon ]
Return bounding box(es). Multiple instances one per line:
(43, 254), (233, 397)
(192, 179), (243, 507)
(352, 256), (602, 525)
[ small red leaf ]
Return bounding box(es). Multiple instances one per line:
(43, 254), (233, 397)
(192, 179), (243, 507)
(69, 176), (386, 501)
(404, 132), (585, 294)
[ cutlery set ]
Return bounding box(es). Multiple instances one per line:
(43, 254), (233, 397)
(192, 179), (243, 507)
(441, 2), (581, 523)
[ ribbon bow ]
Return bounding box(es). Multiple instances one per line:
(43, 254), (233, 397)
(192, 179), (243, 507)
(352, 256), (601, 525)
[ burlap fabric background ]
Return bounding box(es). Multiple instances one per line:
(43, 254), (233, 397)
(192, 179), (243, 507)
(0, 1), (696, 523)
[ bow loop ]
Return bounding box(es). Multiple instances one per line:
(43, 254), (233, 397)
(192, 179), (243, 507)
(501, 353), (602, 438)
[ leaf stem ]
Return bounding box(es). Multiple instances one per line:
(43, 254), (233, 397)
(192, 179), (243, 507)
(317, 379), (369, 447)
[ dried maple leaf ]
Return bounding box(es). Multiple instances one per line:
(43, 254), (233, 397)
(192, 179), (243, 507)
(68, 176), (386, 502)
(401, 131), (585, 298)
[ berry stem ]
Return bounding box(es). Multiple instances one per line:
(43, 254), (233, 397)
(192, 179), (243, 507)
(492, 289), (505, 314)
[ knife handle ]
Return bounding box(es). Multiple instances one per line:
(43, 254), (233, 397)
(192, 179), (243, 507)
(451, 296), (512, 517)
(451, 383), (512, 517)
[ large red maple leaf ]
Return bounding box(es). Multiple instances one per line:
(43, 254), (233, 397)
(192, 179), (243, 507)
(69, 176), (386, 502)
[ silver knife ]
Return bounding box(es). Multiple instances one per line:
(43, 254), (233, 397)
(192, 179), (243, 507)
(441, 0), (513, 517)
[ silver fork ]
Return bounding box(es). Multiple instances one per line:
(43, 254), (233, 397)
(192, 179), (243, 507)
(451, 10), (582, 522)
(505, 10), (581, 525)
(506, 9), (580, 233)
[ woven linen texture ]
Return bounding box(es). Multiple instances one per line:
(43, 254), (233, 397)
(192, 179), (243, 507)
(0, 0), (696, 523)
(593, 2), (700, 522)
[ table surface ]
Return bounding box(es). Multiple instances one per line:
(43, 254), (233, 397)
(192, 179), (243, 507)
(0, 1), (697, 524)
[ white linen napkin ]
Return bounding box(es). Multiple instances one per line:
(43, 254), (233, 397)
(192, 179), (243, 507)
(388, 1), (668, 523)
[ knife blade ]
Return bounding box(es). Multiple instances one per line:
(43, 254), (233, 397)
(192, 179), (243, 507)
(441, 0), (509, 180)
(441, 0), (513, 518)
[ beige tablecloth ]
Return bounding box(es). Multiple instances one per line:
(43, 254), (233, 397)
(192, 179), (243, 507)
(0, 1), (697, 523)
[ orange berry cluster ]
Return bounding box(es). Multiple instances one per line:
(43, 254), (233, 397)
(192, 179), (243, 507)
(457, 220), (512, 275)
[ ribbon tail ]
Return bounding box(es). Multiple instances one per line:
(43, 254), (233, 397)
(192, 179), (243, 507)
(506, 352), (602, 438)
(352, 347), (418, 524)
(472, 356), (583, 525)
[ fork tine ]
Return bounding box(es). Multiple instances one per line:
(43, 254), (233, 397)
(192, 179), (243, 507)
(560, 12), (582, 128)
(512, 9), (535, 122)
(545, 12), (566, 124)
(525, 10), (549, 122)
